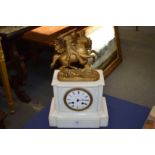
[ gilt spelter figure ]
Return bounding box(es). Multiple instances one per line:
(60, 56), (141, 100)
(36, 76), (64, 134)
(51, 30), (99, 81)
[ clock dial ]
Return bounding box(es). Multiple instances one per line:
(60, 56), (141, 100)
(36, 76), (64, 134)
(64, 88), (92, 111)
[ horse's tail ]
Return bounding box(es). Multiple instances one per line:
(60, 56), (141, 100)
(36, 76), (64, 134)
(90, 50), (100, 57)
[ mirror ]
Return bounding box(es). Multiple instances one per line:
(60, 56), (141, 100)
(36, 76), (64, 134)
(84, 26), (122, 78)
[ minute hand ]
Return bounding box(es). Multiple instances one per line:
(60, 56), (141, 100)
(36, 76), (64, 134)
(81, 99), (89, 101)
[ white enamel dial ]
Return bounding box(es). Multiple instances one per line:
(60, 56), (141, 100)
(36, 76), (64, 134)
(64, 88), (93, 111)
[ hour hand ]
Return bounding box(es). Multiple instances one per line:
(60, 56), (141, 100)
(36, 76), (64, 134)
(81, 102), (87, 105)
(68, 102), (75, 104)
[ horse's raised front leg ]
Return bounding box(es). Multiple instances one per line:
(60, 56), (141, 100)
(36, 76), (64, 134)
(50, 54), (60, 68)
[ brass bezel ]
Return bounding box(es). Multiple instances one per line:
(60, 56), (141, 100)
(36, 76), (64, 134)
(64, 88), (93, 111)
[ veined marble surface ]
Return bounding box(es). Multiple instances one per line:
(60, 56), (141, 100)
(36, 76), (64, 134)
(0, 26), (26, 35)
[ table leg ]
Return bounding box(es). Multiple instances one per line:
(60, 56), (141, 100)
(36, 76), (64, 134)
(0, 42), (15, 114)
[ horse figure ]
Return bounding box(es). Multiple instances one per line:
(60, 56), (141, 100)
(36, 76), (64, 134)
(50, 31), (96, 70)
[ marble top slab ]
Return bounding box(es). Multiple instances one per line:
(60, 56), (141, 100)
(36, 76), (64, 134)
(0, 26), (26, 35)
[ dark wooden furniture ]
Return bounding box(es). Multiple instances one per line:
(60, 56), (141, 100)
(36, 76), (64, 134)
(0, 37), (15, 113)
(136, 26), (139, 31)
(23, 26), (86, 66)
(0, 108), (7, 128)
(23, 26), (82, 46)
(0, 27), (37, 107)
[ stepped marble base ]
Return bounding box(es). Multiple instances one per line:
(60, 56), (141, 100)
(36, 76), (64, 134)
(49, 97), (108, 128)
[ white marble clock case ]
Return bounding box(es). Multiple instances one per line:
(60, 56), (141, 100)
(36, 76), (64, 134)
(49, 70), (109, 128)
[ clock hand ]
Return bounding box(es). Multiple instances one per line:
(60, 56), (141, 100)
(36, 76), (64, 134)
(68, 102), (75, 104)
(76, 99), (88, 103)
(81, 102), (87, 105)
(82, 99), (89, 101)
(77, 99), (89, 102)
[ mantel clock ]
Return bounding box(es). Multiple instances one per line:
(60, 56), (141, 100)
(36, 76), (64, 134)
(48, 30), (109, 128)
